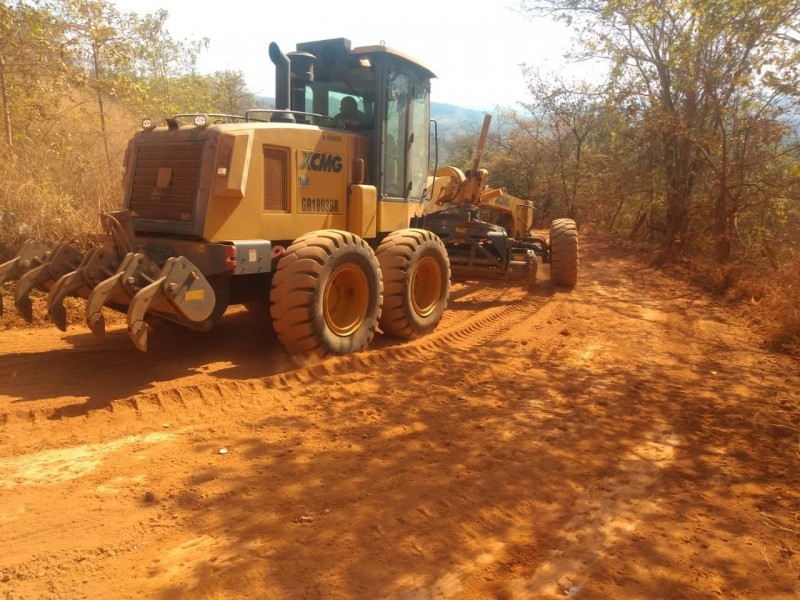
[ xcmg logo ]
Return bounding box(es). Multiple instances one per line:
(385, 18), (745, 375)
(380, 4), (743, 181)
(299, 150), (343, 173)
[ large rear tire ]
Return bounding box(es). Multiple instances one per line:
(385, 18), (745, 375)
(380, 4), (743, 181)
(270, 230), (383, 357)
(549, 218), (578, 287)
(376, 228), (450, 338)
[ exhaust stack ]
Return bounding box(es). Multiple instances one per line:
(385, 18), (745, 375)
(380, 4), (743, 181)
(287, 51), (316, 113)
(268, 42), (291, 112)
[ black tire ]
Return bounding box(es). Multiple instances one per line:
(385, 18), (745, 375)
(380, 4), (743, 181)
(376, 228), (450, 338)
(270, 230), (382, 357)
(549, 218), (579, 287)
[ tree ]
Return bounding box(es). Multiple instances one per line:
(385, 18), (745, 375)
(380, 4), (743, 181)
(131, 9), (208, 117)
(54, 0), (143, 174)
(521, 0), (800, 262)
(521, 72), (601, 220)
(484, 108), (552, 210)
(209, 70), (254, 115)
(0, 1), (68, 147)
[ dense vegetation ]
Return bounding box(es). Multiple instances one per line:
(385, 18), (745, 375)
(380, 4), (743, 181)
(447, 0), (800, 351)
(0, 0), (259, 251)
(1, 0), (798, 350)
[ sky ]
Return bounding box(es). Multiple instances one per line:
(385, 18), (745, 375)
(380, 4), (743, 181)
(110, 0), (580, 111)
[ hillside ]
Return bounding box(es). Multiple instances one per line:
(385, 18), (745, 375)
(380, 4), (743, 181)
(431, 101), (487, 136)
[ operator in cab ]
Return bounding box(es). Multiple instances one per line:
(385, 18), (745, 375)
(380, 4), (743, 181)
(335, 96), (366, 129)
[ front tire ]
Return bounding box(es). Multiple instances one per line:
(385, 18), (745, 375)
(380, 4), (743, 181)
(549, 218), (579, 287)
(376, 228), (450, 338)
(270, 230), (383, 357)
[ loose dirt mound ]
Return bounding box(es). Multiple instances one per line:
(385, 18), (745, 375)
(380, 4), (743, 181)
(1, 233), (798, 599)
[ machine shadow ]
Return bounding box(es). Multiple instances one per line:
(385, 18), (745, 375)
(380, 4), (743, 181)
(2, 265), (566, 422)
(2, 307), (296, 419)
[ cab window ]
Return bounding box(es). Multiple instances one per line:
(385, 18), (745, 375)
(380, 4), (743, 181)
(382, 70), (430, 199)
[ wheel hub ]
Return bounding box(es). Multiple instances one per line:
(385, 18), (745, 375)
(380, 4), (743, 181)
(324, 263), (369, 336)
(410, 256), (442, 317)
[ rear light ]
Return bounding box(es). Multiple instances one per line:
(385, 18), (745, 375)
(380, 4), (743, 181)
(224, 245), (238, 271)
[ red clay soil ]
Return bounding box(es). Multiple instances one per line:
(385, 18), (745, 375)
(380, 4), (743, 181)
(0, 233), (798, 599)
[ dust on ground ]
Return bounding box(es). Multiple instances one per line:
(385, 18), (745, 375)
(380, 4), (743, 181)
(1, 233), (798, 599)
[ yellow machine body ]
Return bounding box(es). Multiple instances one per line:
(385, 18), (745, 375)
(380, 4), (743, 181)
(0, 37), (454, 355)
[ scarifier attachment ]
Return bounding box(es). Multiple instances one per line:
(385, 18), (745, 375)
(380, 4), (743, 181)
(85, 252), (159, 338)
(47, 248), (120, 331)
(0, 240), (52, 316)
(126, 256), (216, 352)
(13, 244), (84, 322)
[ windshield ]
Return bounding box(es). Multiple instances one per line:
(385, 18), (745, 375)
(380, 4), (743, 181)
(382, 69), (430, 199)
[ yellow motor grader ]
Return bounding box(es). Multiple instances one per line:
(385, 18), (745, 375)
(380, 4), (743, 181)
(0, 37), (578, 357)
(0, 38), (454, 356)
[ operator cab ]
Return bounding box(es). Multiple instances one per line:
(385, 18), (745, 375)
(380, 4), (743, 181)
(280, 38), (435, 203)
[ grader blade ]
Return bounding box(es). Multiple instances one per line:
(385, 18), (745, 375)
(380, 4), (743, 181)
(13, 244), (84, 323)
(0, 240), (51, 316)
(127, 256), (216, 352)
(85, 252), (157, 337)
(47, 248), (120, 331)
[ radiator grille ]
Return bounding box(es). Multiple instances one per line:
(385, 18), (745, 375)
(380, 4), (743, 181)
(264, 146), (289, 212)
(129, 141), (204, 221)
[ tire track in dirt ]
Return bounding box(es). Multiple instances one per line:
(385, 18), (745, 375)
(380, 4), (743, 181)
(113, 288), (550, 421)
(382, 270), (686, 599)
(0, 283), (550, 430)
(0, 280), (565, 599)
(384, 428), (680, 600)
(509, 296), (681, 598)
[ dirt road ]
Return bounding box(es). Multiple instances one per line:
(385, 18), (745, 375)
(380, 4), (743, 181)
(1, 234), (798, 599)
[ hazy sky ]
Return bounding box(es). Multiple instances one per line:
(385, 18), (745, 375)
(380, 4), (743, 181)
(110, 0), (579, 110)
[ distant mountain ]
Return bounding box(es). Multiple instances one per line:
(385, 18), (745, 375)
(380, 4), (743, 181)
(430, 102), (488, 164)
(430, 102), (487, 137)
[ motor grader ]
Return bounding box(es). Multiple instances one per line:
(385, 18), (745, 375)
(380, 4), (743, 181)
(0, 38), (454, 356)
(0, 37), (578, 357)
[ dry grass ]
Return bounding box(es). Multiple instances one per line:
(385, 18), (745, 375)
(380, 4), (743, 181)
(704, 261), (800, 356)
(760, 263), (800, 355)
(657, 254), (800, 356)
(594, 229), (800, 357)
(0, 96), (136, 260)
(0, 147), (107, 257)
